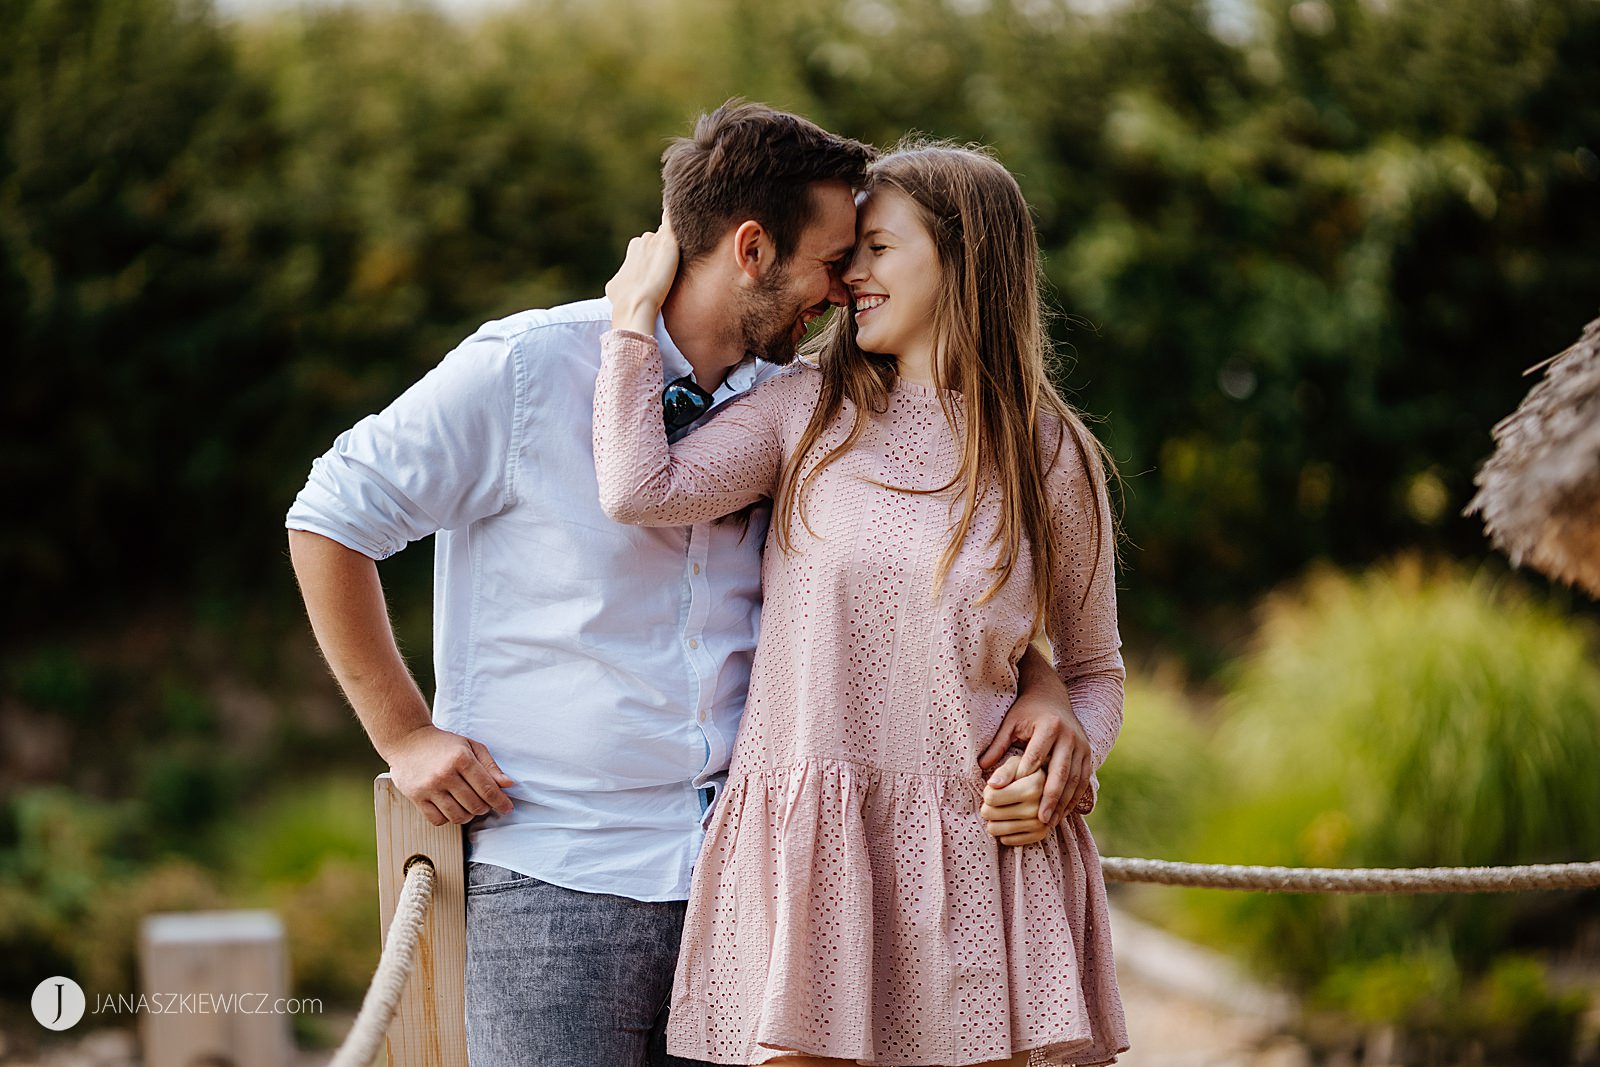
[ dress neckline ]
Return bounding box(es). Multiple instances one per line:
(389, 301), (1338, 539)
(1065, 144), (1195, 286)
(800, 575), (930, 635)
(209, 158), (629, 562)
(893, 378), (960, 399)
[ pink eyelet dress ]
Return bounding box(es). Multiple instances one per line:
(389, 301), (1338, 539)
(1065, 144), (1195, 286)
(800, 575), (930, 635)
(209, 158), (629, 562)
(594, 330), (1129, 1067)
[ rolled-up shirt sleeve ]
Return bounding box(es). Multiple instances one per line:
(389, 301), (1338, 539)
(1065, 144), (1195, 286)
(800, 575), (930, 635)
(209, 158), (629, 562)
(285, 336), (523, 559)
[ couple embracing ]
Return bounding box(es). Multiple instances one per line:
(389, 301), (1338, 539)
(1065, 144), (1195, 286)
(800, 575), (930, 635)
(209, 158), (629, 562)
(287, 100), (1129, 1067)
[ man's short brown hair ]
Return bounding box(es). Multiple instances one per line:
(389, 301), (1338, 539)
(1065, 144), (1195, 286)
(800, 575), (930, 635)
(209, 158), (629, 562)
(662, 100), (874, 270)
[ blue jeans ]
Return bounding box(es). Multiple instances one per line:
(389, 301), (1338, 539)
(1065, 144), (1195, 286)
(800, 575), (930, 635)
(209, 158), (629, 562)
(464, 862), (717, 1067)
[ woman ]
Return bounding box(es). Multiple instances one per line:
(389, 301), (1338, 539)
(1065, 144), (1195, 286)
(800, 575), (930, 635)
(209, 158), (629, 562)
(594, 143), (1128, 1067)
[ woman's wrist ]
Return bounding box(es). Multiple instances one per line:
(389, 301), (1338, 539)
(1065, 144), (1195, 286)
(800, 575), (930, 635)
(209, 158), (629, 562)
(610, 300), (658, 336)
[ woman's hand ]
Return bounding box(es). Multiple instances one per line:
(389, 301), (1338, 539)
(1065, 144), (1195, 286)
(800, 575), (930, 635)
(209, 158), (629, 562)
(980, 753), (1050, 846)
(979, 646), (1096, 824)
(608, 217), (680, 335)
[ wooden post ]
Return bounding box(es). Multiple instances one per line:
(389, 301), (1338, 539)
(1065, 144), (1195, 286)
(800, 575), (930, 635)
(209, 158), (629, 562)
(374, 772), (468, 1067)
(139, 910), (293, 1067)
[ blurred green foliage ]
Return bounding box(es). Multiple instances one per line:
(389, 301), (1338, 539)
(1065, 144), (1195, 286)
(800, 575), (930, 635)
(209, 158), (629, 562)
(1220, 560), (1600, 884)
(2, 0), (1598, 650)
(1157, 560), (1600, 1058)
(1312, 951), (1591, 1063)
(1087, 669), (1218, 859)
(0, 611), (382, 1013)
(232, 776), (375, 887)
(0, 776), (378, 1018)
(1086, 562), (1599, 1059)
(236, 777), (380, 1007)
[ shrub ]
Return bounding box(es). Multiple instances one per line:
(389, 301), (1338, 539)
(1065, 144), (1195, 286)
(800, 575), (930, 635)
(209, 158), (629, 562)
(221, 776), (380, 1008)
(1175, 559), (1600, 1023)
(76, 860), (224, 998)
(0, 777), (381, 1012)
(223, 776), (376, 887)
(1312, 952), (1590, 1066)
(0, 788), (223, 1002)
(1088, 669), (1217, 861)
(271, 858), (379, 1011)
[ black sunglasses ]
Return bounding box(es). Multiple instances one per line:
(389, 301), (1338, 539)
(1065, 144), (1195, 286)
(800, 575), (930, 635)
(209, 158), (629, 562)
(662, 375), (716, 435)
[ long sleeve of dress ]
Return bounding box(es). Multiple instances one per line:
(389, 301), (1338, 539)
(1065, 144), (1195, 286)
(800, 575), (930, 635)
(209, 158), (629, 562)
(1043, 420), (1126, 777)
(593, 329), (796, 527)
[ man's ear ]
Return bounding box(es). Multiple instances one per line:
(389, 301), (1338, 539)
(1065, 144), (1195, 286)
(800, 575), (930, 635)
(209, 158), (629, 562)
(732, 220), (776, 282)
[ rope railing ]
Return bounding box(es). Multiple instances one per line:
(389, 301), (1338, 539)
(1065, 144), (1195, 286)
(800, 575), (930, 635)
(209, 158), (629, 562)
(329, 857), (437, 1067)
(327, 843), (1600, 1065)
(1101, 856), (1600, 893)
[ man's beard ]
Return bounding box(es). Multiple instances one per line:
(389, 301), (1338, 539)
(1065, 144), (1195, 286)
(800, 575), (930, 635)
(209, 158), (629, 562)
(736, 264), (808, 366)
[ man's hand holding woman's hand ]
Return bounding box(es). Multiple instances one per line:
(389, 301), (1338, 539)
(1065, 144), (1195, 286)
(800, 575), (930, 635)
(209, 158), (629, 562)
(979, 649), (1096, 832)
(981, 753), (1052, 846)
(609, 217), (681, 334)
(977, 646), (1098, 845)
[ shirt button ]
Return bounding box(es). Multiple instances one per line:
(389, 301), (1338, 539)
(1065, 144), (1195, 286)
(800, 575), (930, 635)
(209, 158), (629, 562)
(698, 711), (707, 722)
(688, 638), (699, 649)
(693, 563), (701, 575)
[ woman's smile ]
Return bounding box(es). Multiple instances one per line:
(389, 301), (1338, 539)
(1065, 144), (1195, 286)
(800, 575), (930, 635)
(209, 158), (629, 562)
(843, 186), (942, 381)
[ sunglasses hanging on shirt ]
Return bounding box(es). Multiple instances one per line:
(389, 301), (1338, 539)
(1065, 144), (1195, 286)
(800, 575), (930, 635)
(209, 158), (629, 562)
(662, 376), (715, 435)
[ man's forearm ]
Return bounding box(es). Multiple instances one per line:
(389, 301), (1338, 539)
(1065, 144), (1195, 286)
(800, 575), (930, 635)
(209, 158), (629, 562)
(288, 529), (433, 759)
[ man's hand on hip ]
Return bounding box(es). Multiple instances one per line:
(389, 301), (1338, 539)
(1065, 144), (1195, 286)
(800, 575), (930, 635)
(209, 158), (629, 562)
(388, 724), (517, 826)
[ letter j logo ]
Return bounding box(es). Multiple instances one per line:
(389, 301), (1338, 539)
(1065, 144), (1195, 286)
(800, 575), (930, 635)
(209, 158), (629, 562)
(31, 976), (86, 1030)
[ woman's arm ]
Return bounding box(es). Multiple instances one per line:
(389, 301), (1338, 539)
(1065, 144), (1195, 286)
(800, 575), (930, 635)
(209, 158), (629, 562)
(1042, 421), (1126, 813)
(594, 330), (793, 526)
(593, 223), (796, 526)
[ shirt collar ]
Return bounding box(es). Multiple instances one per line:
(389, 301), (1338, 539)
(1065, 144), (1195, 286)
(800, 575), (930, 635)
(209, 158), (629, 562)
(720, 356), (760, 398)
(654, 311), (761, 401)
(654, 312), (693, 386)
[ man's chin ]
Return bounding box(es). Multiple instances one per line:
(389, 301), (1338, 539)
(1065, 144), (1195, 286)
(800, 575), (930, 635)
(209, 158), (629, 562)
(750, 337), (799, 366)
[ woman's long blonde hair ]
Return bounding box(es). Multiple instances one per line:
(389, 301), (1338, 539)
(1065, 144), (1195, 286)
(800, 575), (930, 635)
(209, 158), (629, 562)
(773, 142), (1118, 626)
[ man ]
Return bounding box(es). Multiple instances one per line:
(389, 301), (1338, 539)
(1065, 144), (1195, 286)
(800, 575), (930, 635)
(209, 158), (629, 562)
(286, 101), (1089, 1066)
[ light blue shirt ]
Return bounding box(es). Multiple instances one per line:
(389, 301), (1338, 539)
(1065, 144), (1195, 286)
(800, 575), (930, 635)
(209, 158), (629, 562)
(287, 298), (776, 901)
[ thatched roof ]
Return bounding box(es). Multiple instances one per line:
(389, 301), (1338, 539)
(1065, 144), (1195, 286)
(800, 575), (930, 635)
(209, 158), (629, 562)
(1466, 316), (1600, 597)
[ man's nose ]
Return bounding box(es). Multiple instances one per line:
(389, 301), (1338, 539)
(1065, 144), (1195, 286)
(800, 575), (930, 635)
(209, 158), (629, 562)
(826, 267), (851, 307)
(840, 247), (867, 288)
